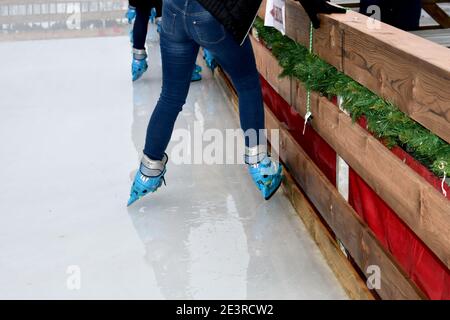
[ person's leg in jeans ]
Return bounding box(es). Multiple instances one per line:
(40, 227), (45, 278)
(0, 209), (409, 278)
(133, 4), (151, 50)
(144, 5), (263, 159)
(197, 39), (264, 149)
(128, 0), (199, 206)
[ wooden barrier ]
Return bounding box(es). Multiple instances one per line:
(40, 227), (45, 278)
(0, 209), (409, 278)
(260, 0), (450, 144)
(250, 35), (450, 270)
(265, 103), (425, 300)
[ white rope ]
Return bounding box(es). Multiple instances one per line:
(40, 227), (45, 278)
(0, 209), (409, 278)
(441, 172), (447, 197)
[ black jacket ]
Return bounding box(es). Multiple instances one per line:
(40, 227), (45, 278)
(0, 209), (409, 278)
(196, 0), (263, 45)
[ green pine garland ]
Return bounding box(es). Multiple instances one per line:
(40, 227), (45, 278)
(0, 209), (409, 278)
(254, 18), (450, 184)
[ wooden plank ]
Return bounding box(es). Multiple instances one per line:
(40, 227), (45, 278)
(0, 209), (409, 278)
(339, 12), (450, 144)
(251, 36), (450, 269)
(265, 106), (425, 300)
(283, 0), (450, 144)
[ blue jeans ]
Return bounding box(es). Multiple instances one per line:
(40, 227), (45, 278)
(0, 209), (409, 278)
(144, 0), (264, 161)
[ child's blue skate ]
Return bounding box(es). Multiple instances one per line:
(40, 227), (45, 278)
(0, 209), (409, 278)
(246, 147), (283, 200)
(126, 5), (136, 24)
(127, 154), (168, 206)
(132, 58), (148, 81)
(203, 49), (217, 72)
(191, 64), (202, 82)
(132, 48), (148, 81)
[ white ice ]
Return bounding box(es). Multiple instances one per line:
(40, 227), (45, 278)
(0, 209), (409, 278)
(0, 32), (347, 299)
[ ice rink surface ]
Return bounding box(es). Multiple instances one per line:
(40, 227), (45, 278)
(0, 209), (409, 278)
(0, 32), (347, 299)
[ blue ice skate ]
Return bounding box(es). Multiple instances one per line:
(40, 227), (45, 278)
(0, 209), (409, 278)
(127, 154), (168, 206)
(132, 58), (148, 81)
(246, 148), (283, 200)
(132, 48), (148, 81)
(126, 6), (136, 24)
(203, 49), (217, 72)
(191, 64), (202, 82)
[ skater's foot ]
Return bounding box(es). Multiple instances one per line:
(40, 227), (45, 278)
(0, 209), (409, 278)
(246, 146), (283, 200)
(127, 154), (168, 206)
(132, 48), (148, 81)
(132, 59), (148, 81)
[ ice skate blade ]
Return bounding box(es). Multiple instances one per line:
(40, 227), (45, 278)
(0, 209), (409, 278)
(127, 194), (139, 207)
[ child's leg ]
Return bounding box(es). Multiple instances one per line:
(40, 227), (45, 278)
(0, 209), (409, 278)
(132, 5), (151, 50)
